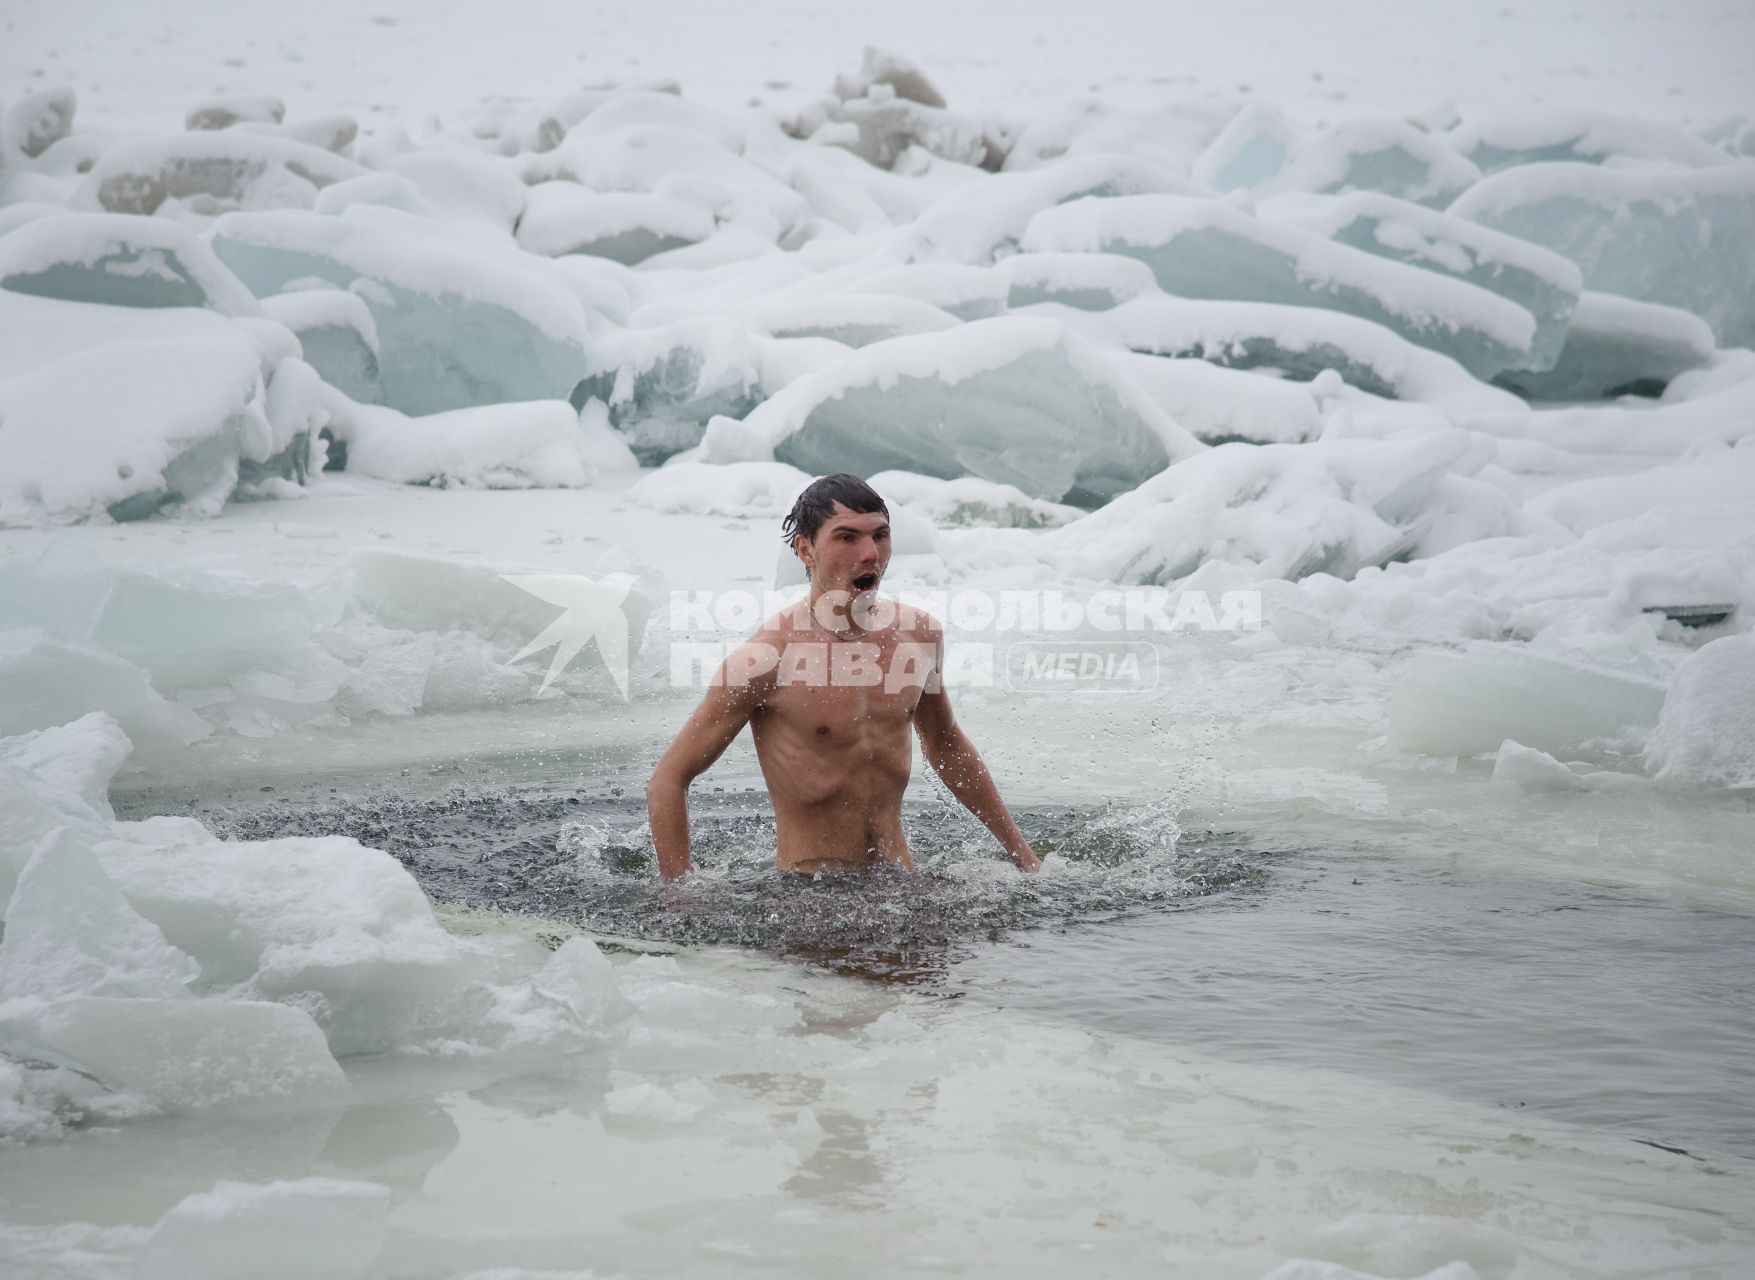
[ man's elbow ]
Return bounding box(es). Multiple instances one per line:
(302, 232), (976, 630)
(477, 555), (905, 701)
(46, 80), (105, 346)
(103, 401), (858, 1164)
(646, 763), (688, 808)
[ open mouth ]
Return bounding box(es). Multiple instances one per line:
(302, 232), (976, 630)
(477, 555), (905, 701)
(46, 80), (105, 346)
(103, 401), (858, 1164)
(853, 572), (879, 591)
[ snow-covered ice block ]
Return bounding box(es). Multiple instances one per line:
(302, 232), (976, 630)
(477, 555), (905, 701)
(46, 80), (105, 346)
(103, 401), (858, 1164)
(261, 288), (383, 404)
(0, 547), (319, 691)
(846, 262), (1008, 321)
(0, 211), (262, 316)
(628, 460), (811, 518)
(1449, 107), (1732, 173)
(1646, 634), (1755, 789)
(312, 171), (437, 219)
(1025, 194), (1537, 379)
(739, 293), (960, 348)
(1489, 739), (1585, 791)
(1388, 646), (1666, 757)
(997, 251), (1158, 311)
(1045, 431), (1470, 584)
(517, 181), (714, 263)
(792, 46), (997, 171)
(1094, 295), (1525, 414)
(0, 281), (254, 380)
(0, 829), (199, 1001)
(1113, 353), (1324, 444)
(537, 123), (808, 246)
(0, 995), (344, 1110)
(0, 712), (131, 817)
(212, 210), (590, 415)
(185, 95), (285, 131)
(1195, 104), (1481, 208)
(385, 147), (526, 233)
(1260, 191), (1582, 372)
(134, 1178), (389, 1280)
(0, 632), (211, 746)
(706, 317), (1198, 506)
(907, 153), (1202, 264)
(101, 831), (467, 1056)
(3, 87), (77, 159)
(868, 470), (1084, 528)
(568, 318), (762, 462)
(75, 132), (365, 216)
(1496, 292), (1715, 401)
(325, 397), (611, 488)
(238, 113), (361, 156)
(347, 547), (659, 662)
(1450, 162), (1755, 348)
(0, 335), (275, 522)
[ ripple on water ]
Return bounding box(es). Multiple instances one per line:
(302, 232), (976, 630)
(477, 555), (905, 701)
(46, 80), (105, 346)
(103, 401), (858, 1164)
(200, 788), (1269, 975)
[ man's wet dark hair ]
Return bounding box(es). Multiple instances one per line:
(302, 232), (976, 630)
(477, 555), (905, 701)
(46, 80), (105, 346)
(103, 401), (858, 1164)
(781, 473), (889, 545)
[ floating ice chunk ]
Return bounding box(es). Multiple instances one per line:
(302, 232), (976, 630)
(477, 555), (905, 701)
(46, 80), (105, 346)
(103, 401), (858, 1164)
(0, 632), (211, 746)
(1113, 353), (1324, 444)
(0, 995), (344, 1111)
(212, 210), (590, 415)
(75, 132), (365, 216)
(0, 830), (199, 1002)
(1496, 292), (1715, 401)
(0, 335), (275, 522)
(566, 318), (762, 461)
(867, 470), (1084, 528)
(1387, 645), (1666, 757)
(0, 211), (262, 316)
(185, 95), (285, 131)
(324, 396), (603, 489)
(1260, 191), (1582, 371)
(1448, 107), (1732, 173)
(739, 292), (960, 347)
(908, 153), (1202, 263)
(0, 712), (131, 816)
(386, 147), (527, 233)
(1489, 739), (1586, 791)
(707, 317), (1197, 505)
(1195, 104), (1481, 207)
(1046, 431), (1470, 584)
(517, 182), (714, 263)
(134, 1178), (389, 1280)
(1645, 634), (1755, 789)
(1450, 162), (1755, 348)
(261, 288), (383, 404)
(996, 251), (1158, 311)
(1024, 194), (1537, 379)
(3, 88), (76, 159)
(1093, 295), (1524, 414)
(628, 460), (812, 518)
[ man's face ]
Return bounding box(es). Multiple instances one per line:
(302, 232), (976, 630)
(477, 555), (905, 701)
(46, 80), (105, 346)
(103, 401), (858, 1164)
(797, 502), (891, 600)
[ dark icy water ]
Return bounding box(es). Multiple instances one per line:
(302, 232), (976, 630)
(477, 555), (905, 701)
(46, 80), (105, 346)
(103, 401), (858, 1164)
(119, 778), (1755, 1163)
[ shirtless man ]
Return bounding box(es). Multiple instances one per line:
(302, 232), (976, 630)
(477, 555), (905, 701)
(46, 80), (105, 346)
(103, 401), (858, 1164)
(646, 473), (1041, 880)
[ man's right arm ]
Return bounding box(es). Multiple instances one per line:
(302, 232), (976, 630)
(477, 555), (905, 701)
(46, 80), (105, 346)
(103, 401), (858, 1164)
(645, 639), (775, 881)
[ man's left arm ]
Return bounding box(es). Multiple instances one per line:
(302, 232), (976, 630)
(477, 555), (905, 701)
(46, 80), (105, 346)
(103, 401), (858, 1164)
(912, 646), (1040, 872)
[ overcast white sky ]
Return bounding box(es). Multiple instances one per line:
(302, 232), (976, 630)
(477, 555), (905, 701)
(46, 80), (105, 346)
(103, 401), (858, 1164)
(5, 0), (1751, 133)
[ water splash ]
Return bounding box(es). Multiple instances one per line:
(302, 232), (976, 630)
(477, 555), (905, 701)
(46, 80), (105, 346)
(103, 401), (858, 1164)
(199, 787), (1268, 977)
